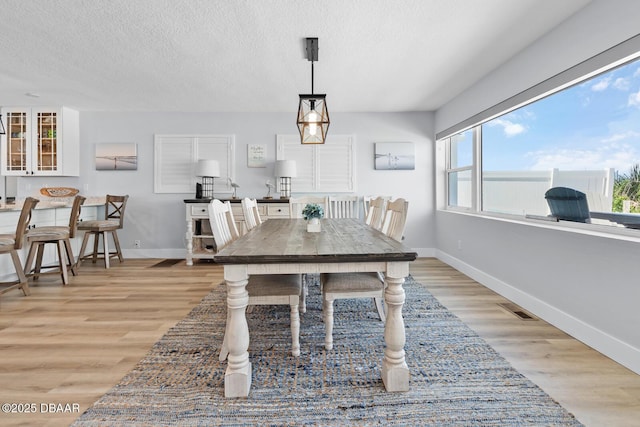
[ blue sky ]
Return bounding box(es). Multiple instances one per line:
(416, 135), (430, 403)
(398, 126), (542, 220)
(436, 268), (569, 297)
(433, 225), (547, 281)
(482, 56), (640, 175)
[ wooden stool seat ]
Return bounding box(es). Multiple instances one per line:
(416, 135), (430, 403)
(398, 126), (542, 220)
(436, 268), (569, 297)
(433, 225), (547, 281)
(26, 227), (69, 239)
(78, 219), (120, 231)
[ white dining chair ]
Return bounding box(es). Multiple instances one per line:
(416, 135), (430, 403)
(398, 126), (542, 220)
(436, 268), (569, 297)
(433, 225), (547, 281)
(322, 198), (409, 350)
(209, 199), (303, 359)
(327, 195), (360, 219)
(241, 197), (262, 231)
(364, 196), (389, 230)
(362, 195), (391, 220)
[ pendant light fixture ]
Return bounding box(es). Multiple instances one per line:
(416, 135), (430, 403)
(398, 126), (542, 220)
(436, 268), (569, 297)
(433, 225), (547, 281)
(297, 37), (330, 144)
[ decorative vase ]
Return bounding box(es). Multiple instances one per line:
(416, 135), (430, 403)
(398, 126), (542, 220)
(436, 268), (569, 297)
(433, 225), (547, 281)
(307, 217), (321, 232)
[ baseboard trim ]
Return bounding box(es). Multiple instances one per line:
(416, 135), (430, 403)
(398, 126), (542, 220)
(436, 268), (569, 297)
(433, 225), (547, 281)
(435, 249), (640, 375)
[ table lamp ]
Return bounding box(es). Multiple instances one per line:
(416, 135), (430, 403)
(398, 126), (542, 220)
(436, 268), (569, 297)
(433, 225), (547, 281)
(196, 159), (220, 199)
(275, 160), (297, 199)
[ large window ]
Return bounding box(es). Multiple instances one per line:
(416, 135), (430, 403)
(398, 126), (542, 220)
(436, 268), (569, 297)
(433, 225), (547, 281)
(445, 54), (640, 223)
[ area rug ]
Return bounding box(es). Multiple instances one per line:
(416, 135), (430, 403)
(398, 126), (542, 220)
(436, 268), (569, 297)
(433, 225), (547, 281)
(72, 276), (582, 426)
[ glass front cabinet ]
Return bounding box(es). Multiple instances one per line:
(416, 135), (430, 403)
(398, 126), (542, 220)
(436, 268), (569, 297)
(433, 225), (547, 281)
(1, 107), (79, 176)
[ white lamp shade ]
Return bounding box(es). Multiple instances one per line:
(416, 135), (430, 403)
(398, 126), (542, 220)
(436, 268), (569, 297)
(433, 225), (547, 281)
(275, 160), (297, 178)
(195, 159), (220, 177)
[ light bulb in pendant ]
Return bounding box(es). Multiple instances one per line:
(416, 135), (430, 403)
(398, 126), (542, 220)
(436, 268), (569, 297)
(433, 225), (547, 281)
(308, 110), (318, 135)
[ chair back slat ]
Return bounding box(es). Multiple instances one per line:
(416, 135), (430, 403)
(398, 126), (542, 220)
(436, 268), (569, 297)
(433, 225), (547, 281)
(69, 195), (86, 238)
(105, 194), (129, 228)
(288, 196), (328, 219)
(241, 198), (262, 231)
(14, 197), (39, 249)
(208, 199), (240, 250)
(381, 198), (409, 242)
(365, 196), (388, 230)
(327, 195), (359, 219)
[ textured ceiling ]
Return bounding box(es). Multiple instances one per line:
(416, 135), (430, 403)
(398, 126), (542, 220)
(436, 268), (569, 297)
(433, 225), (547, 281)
(0, 0), (590, 113)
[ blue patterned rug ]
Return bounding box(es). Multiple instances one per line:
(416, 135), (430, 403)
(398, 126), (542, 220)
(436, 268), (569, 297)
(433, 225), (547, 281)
(72, 276), (582, 426)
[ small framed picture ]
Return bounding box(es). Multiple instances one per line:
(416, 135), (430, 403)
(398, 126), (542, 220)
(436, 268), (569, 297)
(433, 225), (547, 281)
(95, 143), (138, 170)
(374, 142), (415, 170)
(247, 144), (267, 168)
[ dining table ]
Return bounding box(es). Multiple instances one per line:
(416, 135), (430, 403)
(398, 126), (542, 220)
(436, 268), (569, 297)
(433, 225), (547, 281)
(213, 218), (418, 398)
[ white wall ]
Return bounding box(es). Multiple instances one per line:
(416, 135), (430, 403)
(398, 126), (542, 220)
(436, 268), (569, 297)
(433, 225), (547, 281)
(434, 0), (640, 374)
(15, 111), (435, 256)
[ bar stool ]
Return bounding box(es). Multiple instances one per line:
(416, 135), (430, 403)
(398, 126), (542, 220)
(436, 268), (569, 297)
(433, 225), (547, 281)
(0, 197), (39, 296)
(24, 195), (86, 285)
(77, 195), (129, 269)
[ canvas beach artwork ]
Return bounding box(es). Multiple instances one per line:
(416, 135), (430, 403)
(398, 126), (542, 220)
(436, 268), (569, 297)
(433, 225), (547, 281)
(374, 142), (415, 170)
(95, 143), (138, 170)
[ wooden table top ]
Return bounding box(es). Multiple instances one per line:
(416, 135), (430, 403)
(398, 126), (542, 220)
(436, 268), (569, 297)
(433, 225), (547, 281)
(213, 218), (417, 264)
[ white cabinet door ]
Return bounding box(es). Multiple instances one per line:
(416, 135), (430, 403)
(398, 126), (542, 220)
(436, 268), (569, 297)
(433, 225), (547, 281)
(0, 107), (79, 176)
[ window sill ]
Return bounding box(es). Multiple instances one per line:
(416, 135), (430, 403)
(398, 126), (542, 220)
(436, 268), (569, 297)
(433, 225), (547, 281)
(439, 208), (640, 243)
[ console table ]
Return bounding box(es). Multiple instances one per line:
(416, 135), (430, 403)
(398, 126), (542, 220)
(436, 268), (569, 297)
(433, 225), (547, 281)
(183, 198), (290, 265)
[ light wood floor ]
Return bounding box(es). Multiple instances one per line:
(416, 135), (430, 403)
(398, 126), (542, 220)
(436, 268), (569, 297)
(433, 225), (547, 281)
(0, 258), (638, 426)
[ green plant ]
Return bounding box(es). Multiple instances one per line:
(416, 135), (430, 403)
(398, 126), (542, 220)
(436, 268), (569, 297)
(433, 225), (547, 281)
(302, 203), (324, 220)
(613, 163), (640, 212)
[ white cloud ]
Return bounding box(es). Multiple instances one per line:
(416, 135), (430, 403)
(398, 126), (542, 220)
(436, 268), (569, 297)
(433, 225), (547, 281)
(488, 118), (526, 137)
(602, 131), (640, 143)
(526, 140), (639, 172)
(628, 90), (640, 107)
(613, 77), (630, 91)
(634, 67), (640, 78)
(591, 76), (611, 92)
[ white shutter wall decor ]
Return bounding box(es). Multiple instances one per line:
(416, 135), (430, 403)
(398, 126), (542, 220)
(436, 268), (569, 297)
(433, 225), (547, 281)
(154, 134), (235, 194)
(276, 134), (355, 193)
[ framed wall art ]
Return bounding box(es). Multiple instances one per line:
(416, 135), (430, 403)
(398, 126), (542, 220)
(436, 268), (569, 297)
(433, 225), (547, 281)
(95, 142), (138, 170)
(374, 142), (415, 170)
(247, 144), (266, 168)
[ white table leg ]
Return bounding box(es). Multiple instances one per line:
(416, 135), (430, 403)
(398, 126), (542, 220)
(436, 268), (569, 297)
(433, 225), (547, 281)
(186, 219), (193, 266)
(381, 262), (410, 392)
(224, 264), (251, 397)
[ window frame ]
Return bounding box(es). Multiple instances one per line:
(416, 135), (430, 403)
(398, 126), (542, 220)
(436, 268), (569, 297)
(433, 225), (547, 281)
(439, 40), (640, 240)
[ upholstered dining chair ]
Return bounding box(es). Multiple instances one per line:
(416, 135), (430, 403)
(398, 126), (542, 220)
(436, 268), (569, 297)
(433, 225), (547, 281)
(209, 199), (303, 359)
(77, 194), (129, 269)
(0, 197), (39, 297)
(322, 198), (409, 350)
(327, 195), (360, 219)
(288, 196), (328, 218)
(24, 195), (86, 285)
